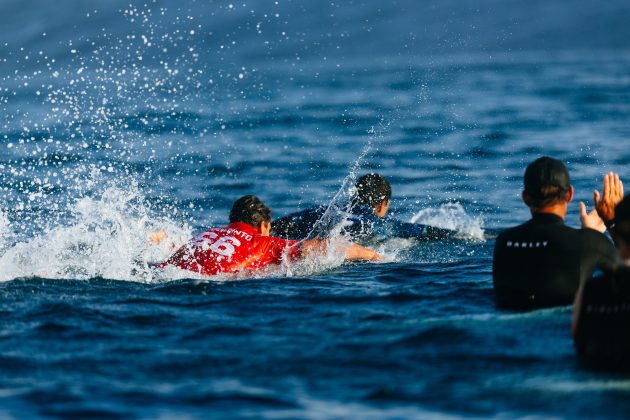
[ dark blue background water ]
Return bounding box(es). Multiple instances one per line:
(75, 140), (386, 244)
(1, 0), (630, 418)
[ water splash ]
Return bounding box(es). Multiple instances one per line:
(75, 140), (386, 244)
(0, 181), (189, 282)
(273, 124), (391, 274)
(0, 210), (11, 254)
(305, 133), (377, 240)
(410, 202), (485, 241)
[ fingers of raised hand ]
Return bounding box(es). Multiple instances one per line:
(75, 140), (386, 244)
(604, 173), (611, 202)
(593, 189), (610, 221)
(579, 201), (587, 218)
(613, 173), (624, 200)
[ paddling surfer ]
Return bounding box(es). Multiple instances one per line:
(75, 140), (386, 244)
(272, 173), (455, 243)
(154, 195), (380, 276)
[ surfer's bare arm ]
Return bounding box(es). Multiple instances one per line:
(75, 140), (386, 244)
(345, 243), (381, 261)
(300, 238), (381, 261)
(300, 238), (325, 256)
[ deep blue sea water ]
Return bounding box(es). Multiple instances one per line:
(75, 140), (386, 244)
(1, 0), (630, 418)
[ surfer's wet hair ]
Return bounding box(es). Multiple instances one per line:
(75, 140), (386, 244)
(352, 173), (392, 208)
(229, 195), (272, 227)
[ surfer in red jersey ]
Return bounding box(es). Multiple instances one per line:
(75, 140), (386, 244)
(154, 195), (381, 276)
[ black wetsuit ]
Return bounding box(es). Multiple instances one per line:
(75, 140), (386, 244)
(271, 205), (455, 242)
(574, 266), (630, 369)
(492, 213), (618, 309)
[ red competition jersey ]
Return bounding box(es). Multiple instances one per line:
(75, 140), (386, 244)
(156, 222), (301, 276)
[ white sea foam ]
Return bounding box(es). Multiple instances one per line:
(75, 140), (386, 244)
(0, 176), (381, 282)
(0, 181), (361, 282)
(0, 182), (190, 282)
(0, 193), (485, 282)
(410, 202), (485, 241)
(0, 211), (11, 255)
(0, 163), (483, 283)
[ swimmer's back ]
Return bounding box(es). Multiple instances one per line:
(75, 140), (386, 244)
(271, 206), (327, 239)
(272, 205), (457, 242)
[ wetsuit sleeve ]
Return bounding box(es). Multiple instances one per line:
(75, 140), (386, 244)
(271, 214), (301, 238)
(580, 229), (619, 281)
(374, 217), (456, 240)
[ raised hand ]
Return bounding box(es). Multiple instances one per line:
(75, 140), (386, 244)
(148, 229), (168, 245)
(594, 172), (624, 224)
(580, 202), (606, 234)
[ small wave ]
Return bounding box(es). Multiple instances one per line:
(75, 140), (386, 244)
(418, 305), (571, 326)
(522, 378), (630, 393)
(410, 202), (485, 240)
(287, 395), (464, 420)
(394, 325), (474, 346)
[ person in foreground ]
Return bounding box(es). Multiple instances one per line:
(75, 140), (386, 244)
(492, 157), (618, 309)
(271, 173), (455, 243)
(573, 173), (630, 369)
(155, 195), (380, 276)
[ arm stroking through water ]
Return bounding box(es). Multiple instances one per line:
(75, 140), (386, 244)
(300, 238), (381, 261)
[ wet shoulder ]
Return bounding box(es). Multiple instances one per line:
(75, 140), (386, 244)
(576, 227), (617, 256)
(271, 206), (327, 238)
(578, 227), (613, 242)
(350, 205), (379, 221)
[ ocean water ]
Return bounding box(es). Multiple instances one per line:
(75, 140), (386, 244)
(1, 0), (630, 418)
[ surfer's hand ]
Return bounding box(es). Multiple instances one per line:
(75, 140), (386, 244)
(594, 172), (623, 224)
(580, 202), (606, 234)
(301, 239), (381, 261)
(346, 244), (381, 261)
(148, 229), (168, 245)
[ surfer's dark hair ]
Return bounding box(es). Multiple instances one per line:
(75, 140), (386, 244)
(523, 156), (571, 211)
(229, 195), (272, 227)
(352, 173), (392, 208)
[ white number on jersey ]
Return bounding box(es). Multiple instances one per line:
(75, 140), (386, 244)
(209, 236), (241, 257)
(191, 231), (242, 257)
